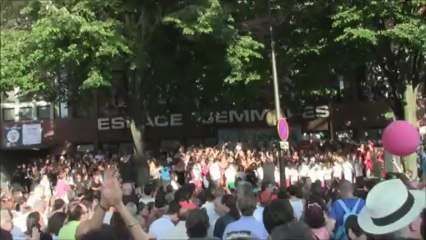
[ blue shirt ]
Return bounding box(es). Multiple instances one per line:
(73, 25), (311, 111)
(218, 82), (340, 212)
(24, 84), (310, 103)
(223, 216), (268, 240)
(160, 166), (171, 181)
(329, 198), (365, 231)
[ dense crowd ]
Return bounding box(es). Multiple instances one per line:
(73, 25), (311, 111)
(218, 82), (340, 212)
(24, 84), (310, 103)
(0, 142), (425, 240)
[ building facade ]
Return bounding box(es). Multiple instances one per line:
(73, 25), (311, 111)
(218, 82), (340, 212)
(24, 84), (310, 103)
(1, 86), (392, 157)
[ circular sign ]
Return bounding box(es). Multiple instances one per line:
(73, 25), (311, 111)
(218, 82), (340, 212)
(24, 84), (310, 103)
(7, 129), (20, 143)
(277, 118), (289, 141)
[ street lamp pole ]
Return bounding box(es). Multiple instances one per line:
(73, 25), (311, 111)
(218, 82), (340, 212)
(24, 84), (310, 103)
(268, 0), (286, 188)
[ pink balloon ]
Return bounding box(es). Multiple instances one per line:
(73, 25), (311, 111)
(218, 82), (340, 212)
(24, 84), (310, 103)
(382, 120), (420, 156)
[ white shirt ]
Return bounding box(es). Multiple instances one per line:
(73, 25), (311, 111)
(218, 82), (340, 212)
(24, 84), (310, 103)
(332, 164), (342, 178)
(256, 167), (264, 181)
(103, 211), (113, 224)
(161, 221), (188, 240)
(202, 201), (220, 237)
(323, 168), (332, 180)
(209, 162), (221, 181)
(289, 168), (299, 184)
(299, 163), (310, 178)
(225, 165), (237, 183)
(342, 162), (354, 182)
(289, 198), (304, 220)
(149, 215), (175, 239)
(11, 226), (25, 240)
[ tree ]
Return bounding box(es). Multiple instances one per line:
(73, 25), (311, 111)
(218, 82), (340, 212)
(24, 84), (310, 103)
(273, 0), (426, 173)
(0, 0), (265, 186)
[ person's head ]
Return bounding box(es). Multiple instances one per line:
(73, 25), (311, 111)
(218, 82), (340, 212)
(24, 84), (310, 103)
(47, 212), (67, 235)
(26, 211), (41, 236)
(237, 193), (257, 217)
(270, 222), (316, 240)
(339, 180), (354, 198)
(122, 183), (133, 196)
(263, 199), (295, 234)
(344, 215), (366, 240)
(186, 209), (209, 238)
(235, 181), (253, 197)
(53, 199), (66, 212)
(68, 202), (89, 222)
(259, 191), (278, 207)
(0, 210), (13, 232)
(125, 202), (137, 216)
(287, 185), (298, 198)
(304, 203), (326, 229)
(167, 201), (181, 222)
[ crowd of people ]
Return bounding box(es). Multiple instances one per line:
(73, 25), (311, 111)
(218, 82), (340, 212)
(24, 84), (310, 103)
(0, 141), (425, 240)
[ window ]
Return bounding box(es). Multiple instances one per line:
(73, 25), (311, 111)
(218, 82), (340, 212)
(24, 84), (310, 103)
(37, 105), (50, 119)
(2, 108), (15, 121)
(19, 107), (33, 120)
(54, 102), (69, 119)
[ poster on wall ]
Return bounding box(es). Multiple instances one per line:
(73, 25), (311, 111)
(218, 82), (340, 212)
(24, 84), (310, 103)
(22, 123), (42, 145)
(3, 125), (22, 148)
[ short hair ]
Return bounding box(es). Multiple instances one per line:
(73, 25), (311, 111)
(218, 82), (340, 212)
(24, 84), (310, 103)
(53, 199), (66, 211)
(263, 199), (295, 234)
(304, 203), (326, 229)
(167, 201), (181, 215)
(287, 185), (298, 197)
(270, 222), (316, 240)
(339, 180), (354, 195)
(237, 194), (257, 216)
(68, 203), (85, 221)
(186, 209), (209, 238)
(344, 215), (363, 239)
(143, 184), (154, 196)
(236, 181), (253, 197)
(47, 212), (67, 235)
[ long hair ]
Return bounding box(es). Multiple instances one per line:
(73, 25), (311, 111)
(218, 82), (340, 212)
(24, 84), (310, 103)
(26, 212), (41, 236)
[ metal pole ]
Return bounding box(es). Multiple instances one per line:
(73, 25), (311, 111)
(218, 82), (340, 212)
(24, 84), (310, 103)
(268, 0), (286, 188)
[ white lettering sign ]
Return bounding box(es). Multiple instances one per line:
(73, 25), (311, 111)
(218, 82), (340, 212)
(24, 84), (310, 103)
(302, 105), (330, 119)
(97, 109), (268, 130)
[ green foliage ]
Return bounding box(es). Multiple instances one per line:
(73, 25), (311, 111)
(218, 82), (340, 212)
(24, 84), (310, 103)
(1, 0), (266, 111)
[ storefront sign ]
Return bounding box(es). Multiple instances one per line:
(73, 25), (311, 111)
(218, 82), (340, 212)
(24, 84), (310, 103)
(302, 105), (330, 119)
(97, 109), (269, 131)
(2, 122), (43, 148)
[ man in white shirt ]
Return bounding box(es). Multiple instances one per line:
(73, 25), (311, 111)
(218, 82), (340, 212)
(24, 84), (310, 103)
(149, 201), (180, 239)
(161, 207), (191, 240)
(27, 185), (45, 209)
(342, 159), (354, 183)
(202, 189), (225, 237)
(209, 160), (221, 186)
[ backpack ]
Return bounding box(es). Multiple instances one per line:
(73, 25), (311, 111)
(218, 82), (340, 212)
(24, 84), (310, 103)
(335, 198), (361, 240)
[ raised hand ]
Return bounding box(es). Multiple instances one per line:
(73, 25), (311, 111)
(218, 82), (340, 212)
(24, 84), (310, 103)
(101, 168), (123, 207)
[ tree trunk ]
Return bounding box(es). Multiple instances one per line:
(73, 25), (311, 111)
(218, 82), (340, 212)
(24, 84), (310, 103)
(402, 84), (418, 174)
(130, 118), (150, 187)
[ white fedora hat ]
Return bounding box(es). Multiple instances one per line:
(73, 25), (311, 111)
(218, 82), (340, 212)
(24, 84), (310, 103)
(358, 179), (425, 235)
